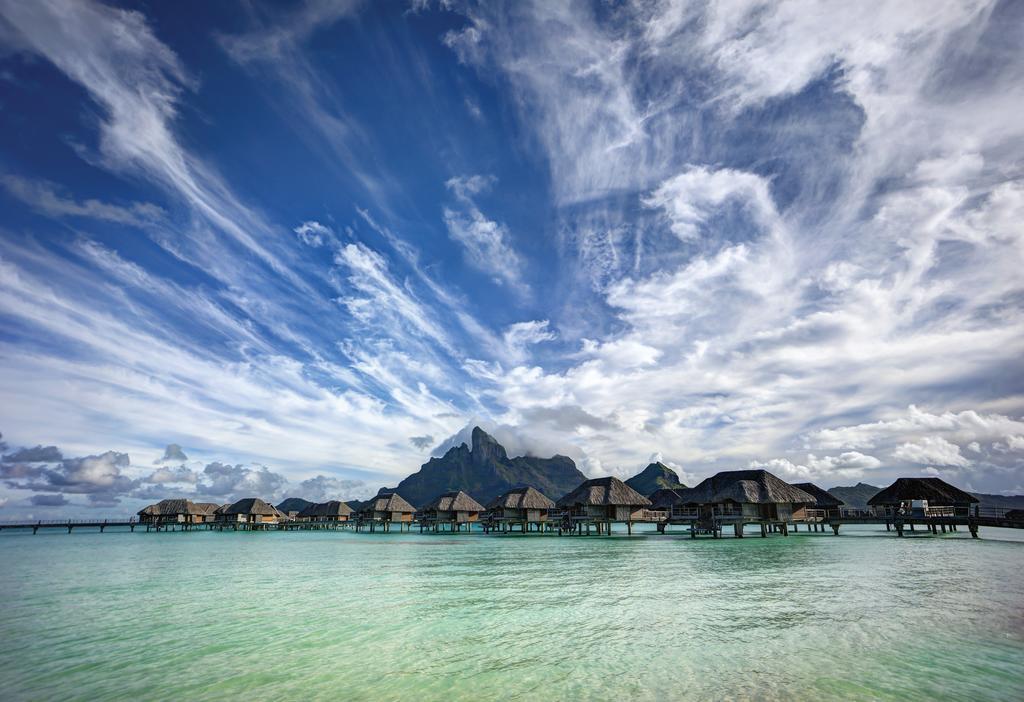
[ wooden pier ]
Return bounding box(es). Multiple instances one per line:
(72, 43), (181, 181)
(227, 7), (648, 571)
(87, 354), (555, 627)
(0, 519), (140, 534)
(2, 506), (1021, 538)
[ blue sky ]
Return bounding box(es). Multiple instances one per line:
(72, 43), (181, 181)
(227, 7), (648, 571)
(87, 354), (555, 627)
(1, 0), (1023, 516)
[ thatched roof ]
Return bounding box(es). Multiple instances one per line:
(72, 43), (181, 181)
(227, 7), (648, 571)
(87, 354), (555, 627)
(213, 503), (232, 515)
(791, 482), (843, 507)
(137, 498), (208, 517)
(556, 476), (651, 507)
(360, 492), (416, 514)
(647, 488), (686, 510)
(867, 477), (978, 506)
(422, 490), (485, 513)
(223, 497), (280, 516)
(675, 470), (816, 505)
(487, 486), (556, 510)
(297, 500), (353, 518)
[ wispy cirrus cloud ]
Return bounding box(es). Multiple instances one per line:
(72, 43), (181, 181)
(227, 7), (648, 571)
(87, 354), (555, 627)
(443, 175), (527, 293)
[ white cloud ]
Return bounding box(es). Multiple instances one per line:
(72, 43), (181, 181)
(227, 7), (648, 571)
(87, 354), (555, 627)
(749, 451), (883, 483)
(293, 220), (332, 247)
(443, 175), (527, 292)
(643, 166), (782, 241)
(503, 320), (555, 363)
(0, 174), (164, 226)
(894, 436), (971, 468)
(808, 406), (1024, 451)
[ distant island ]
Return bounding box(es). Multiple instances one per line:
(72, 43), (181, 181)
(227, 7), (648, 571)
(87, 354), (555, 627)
(366, 426), (586, 508)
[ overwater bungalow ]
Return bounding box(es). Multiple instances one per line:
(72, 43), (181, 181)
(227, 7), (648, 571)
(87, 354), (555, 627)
(867, 477), (979, 518)
(297, 500), (353, 523)
(419, 490), (485, 532)
(672, 470), (816, 537)
(556, 476), (652, 534)
(216, 498), (285, 528)
(647, 487), (686, 513)
(138, 499), (218, 527)
(486, 486), (556, 532)
(355, 492), (416, 532)
(791, 482), (844, 524)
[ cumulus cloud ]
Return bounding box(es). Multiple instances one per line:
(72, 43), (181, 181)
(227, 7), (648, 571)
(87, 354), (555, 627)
(808, 407), (1024, 451)
(750, 451), (883, 483)
(1, 448), (137, 497)
(893, 437), (971, 468)
(146, 465), (198, 484)
(153, 443), (188, 465)
(297, 474), (367, 502)
(643, 166), (782, 241)
(196, 462), (289, 502)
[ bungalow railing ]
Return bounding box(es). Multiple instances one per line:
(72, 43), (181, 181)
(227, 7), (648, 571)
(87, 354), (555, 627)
(0, 518), (138, 525)
(839, 507), (877, 518)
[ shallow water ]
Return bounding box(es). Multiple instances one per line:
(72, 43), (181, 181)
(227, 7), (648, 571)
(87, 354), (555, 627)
(1, 524), (1022, 701)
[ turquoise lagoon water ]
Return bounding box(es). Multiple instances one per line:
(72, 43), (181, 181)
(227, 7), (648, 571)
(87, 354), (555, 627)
(1, 525), (1023, 701)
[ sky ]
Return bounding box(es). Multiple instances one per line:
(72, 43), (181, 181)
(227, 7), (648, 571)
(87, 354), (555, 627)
(0, 0), (1022, 518)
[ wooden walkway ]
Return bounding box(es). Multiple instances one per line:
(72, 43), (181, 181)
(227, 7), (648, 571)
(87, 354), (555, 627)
(0, 519), (140, 533)
(2, 507), (1021, 538)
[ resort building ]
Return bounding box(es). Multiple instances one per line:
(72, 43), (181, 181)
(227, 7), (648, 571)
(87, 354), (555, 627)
(867, 477), (979, 518)
(138, 499), (219, 527)
(419, 490), (486, 532)
(297, 500), (353, 523)
(356, 492), (416, 532)
(217, 498), (286, 528)
(556, 476), (652, 534)
(647, 487), (686, 514)
(791, 482), (844, 522)
(671, 470), (816, 536)
(486, 486), (556, 532)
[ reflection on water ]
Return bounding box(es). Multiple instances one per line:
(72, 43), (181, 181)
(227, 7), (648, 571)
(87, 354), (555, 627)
(1, 525), (1022, 701)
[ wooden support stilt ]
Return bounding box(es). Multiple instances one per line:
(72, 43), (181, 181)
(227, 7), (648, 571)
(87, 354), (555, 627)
(831, 524), (840, 536)
(760, 523), (767, 537)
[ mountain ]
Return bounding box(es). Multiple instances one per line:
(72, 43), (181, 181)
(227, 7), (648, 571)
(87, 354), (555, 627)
(970, 492), (1024, 510)
(829, 482), (1024, 511)
(827, 483), (881, 508)
(625, 462), (686, 496)
(382, 427), (586, 508)
(276, 497), (314, 513)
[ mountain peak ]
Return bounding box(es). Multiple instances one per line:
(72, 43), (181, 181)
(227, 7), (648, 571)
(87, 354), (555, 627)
(625, 461), (685, 496)
(470, 426), (507, 466)
(384, 427), (585, 507)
